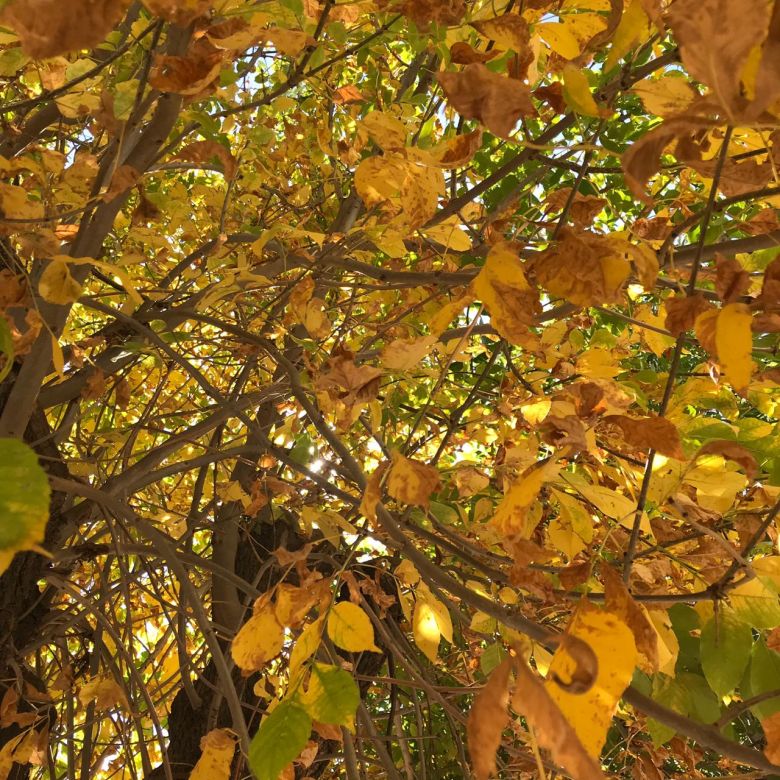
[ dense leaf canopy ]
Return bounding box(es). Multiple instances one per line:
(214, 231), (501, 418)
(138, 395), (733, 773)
(1, 0), (780, 778)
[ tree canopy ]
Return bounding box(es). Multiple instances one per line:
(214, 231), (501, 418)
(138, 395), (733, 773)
(2, 0), (780, 778)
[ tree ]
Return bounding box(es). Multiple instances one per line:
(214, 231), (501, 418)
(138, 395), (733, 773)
(0, 0), (780, 777)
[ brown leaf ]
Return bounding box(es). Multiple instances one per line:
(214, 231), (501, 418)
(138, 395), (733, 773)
(175, 140), (237, 180)
(603, 414), (684, 459)
(399, 0), (466, 26)
(509, 565), (556, 601)
(760, 256), (780, 308)
(103, 164), (141, 202)
(332, 85), (365, 104)
(429, 129), (483, 169)
(715, 253), (750, 303)
(540, 414), (588, 452)
(437, 64), (535, 139)
(386, 451), (441, 508)
(668, 0), (771, 115)
(686, 156), (772, 198)
(764, 711), (780, 765)
(0, 0), (131, 58)
(549, 633), (598, 694)
(359, 462), (388, 523)
(601, 564), (659, 672)
(467, 657), (513, 780)
(632, 216), (672, 241)
(527, 228), (630, 307)
(567, 382), (607, 418)
(449, 42), (499, 65)
(695, 440), (759, 480)
(511, 658), (605, 780)
(663, 294), (713, 336)
(622, 118), (709, 203)
(316, 349), (383, 405)
(742, 208), (780, 236)
(545, 187), (606, 228)
(767, 626), (780, 653)
(533, 82), (566, 114)
(470, 14), (530, 54)
(143, 0), (211, 23)
(149, 38), (224, 96)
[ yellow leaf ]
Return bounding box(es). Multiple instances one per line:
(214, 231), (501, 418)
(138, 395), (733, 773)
(361, 111), (407, 151)
(491, 459), (561, 539)
(38, 259), (82, 305)
(413, 586), (453, 663)
(289, 618), (324, 686)
(262, 27), (313, 57)
(427, 289), (476, 338)
(546, 607), (637, 756)
(379, 335), (437, 371)
(562, 64), (609, 117)
(632, 75), (697, 118)
(647, 609), (679, 676)
(512, 658), (606, 780)
(231, 610), (285, 673)
(473, 243), (540, 346)
(78, 675), (128, 710)
(604, 0), (651, 71)
(537, 22), (580, 59)
(716, 303), (754, 392)
(327, 601), (380, 653)
(190, 729), (237, 780)
(471, 13), (530, 52)
(548, 489), (593, 559)
(386, 451), (441, 508)
(420, 217), (472, 252)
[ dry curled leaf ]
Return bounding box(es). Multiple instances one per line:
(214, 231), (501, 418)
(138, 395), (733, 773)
(695, 440), (759, 480)
(511, 658), (605, 780)
(663, 294), (713, 336)
(437, 64), (535, 139)
(601, 564), (660, 672)
(175, 140), (237, 180)
(603, 414), (684, 459)
(449, 42), (499, 65)
(0, 0), (132, 58)
(467, 656), (513, 780)
(149, 38), (224, 96)
(386, 451), (441, 508)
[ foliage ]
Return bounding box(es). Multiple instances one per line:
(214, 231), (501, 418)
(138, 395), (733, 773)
(1, 0), (780, 778)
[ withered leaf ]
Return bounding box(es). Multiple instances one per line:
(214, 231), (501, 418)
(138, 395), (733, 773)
(467, 656), (513, 780)
(511, 658), (605, 780)
(668, 0), (771, 115)
(386, 451), (441, 509)
(437, 64), (535, 139)
(695, 440), (759, 480)
(528, 228), (630, 307)
(175, 140), (237, 180)
(601, 564), (659, 672)
(764, 711), (780, 765)
(0, 0), (131, 58)
(715, 253), (751, 303)
(663, 294), (713, 337)
(603, 414), (684, 459)
(449, 42), (499, 65)
(149, 38), (224, 96)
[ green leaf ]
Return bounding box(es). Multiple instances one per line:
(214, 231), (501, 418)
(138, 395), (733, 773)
(648, 674), (688, 746)
(0, 438), (50, 572)
(748, 640), (780, 720)
(0, 317), (14, 383)
(301, 663), (359, 727)
(249, 700), (312, 780)
(700, 611), (753, 697)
